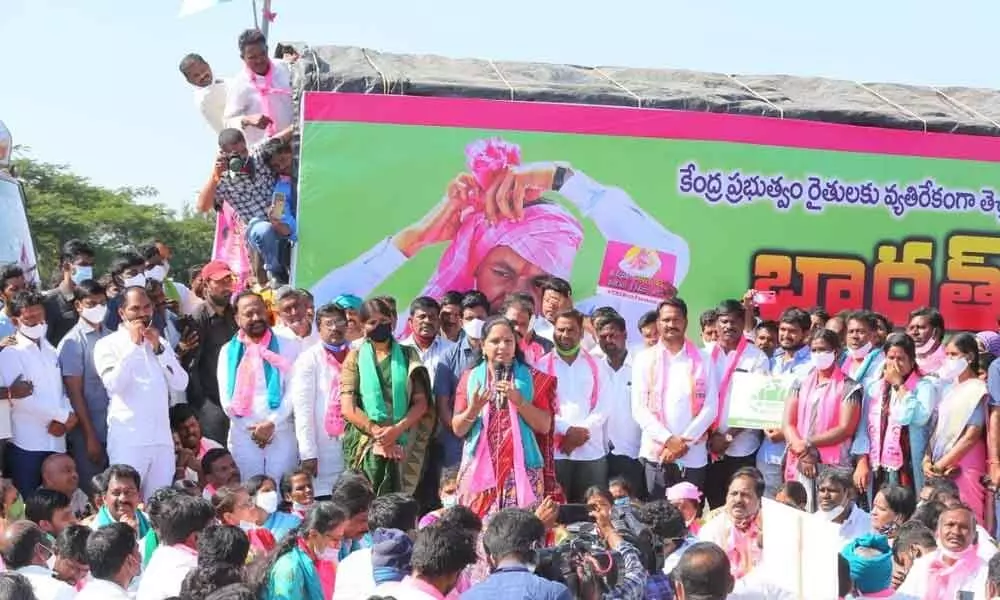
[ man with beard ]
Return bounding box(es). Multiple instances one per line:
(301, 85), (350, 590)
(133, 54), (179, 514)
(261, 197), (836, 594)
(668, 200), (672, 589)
(94, 287), (188, 499)
(632, 298), (718, 497)
(705, 299), (770, 509)
(217, 291), (301, 481)
(595, 312), (644, 500)
(907, 307), (947, 375)
(289, 303), (351, 498)
(273, 287), (318, 351)
(896, 504), (989, 598)
(544, 309), (610, 502)
(186, 261), (238, 444)
(756, 307), (812, 498)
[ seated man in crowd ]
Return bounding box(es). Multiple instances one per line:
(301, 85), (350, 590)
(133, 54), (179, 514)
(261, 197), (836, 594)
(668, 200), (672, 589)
(40, 452), (91, 518)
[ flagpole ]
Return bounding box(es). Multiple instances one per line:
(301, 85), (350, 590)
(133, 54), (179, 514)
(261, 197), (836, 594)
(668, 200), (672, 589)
(251, 0), (260, 29)
(261, 0), (272, 40)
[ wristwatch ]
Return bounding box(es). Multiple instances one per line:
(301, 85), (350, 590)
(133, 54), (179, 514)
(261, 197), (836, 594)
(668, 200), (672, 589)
(551, 165), (574, 192)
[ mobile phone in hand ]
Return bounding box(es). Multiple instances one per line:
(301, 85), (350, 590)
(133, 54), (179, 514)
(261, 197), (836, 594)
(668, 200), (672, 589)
(752, 290), (777, 305)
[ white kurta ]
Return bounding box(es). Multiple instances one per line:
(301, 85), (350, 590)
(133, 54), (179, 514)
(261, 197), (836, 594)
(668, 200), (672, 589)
(217, 333), (301, 480)
(194, 79), (227, 134)
(895, 550), (989, 599)
(289, 343), (346, 496)
(223, 62), (293, 148)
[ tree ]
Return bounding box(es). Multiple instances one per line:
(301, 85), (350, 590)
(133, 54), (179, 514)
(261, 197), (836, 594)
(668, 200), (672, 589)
(12, 154), (213, 286)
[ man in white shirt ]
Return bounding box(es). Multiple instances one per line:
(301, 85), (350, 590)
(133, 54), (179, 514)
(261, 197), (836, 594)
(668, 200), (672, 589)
(217, 291), (300, 481)
(136, 494), (214, 600)
(94, 287), (189, 500)
(632, 298), (718, 498)
(814, 469), (872, 549)
(333, 494), (421, 600)
(545, 309), (610, 503)
(290, 302), (350, 498)
(273, 287), (318, 351)
(896, 504), (989, 599)
(223, 29), (293, 148)
(0, 290), (76, 494)
(78, 522), (140, 600)
(400, 296), (455, 388)
(705, 298), (770, 509)
(594, 312), (644, 499)
(179, 53), (228, 134)
(0, 520), (77, 600)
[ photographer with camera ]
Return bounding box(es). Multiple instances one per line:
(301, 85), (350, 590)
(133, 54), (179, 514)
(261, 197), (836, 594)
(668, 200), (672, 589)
(462, 508), (573, 600)
(634, 499), (696, 598)
(586, 492), (649, 600)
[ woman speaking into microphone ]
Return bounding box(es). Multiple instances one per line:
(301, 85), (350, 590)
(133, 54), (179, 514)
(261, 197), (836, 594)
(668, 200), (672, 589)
(451, 315), (563, 522)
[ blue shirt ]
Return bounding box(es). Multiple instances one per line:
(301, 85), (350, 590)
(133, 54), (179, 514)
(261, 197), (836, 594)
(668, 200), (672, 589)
(0, 311), (13, 338)
(760, 345), (812, 466)
(461, 566), (573, 600)
(264, 511), (302, 542)
(988, 358), (1000, 407)
(56, 320), (111, 442)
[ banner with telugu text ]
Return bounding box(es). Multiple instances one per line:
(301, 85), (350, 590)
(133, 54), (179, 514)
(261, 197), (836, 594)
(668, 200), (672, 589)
(295, 93), (1000, 336)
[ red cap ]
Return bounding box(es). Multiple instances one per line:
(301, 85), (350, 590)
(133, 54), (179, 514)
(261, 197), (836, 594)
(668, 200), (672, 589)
(200, 260), (234, 281)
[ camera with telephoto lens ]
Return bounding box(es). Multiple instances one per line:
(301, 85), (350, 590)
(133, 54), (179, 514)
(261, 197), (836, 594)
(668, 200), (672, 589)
(226, 154), (245, 175)
(535, 525), (621, 596)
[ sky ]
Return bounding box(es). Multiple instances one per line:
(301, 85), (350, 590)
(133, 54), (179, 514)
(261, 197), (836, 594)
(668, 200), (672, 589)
(2, 0), (999, 214)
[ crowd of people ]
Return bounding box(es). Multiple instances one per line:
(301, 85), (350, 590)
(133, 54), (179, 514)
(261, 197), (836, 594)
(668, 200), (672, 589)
(0, 23), (997, 600)
(1, 236), (1000, 600)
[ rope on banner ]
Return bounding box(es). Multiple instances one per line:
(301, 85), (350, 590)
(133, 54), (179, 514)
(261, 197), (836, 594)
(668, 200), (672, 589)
(726, 75), (784, 118)
(361, 48), (390, 95)
(855, 82), (927, 133)
(931, 87), (1000, 131)
(488, 60), (516, 101)
(593, 67), (642, 108)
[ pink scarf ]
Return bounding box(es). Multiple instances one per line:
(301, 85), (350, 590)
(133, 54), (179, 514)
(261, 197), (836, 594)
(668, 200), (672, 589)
(726, 514), (761, 580)
(197, 438), (217, 460)
(867, 371), (920, 472)
(230, 329), (291, 418)
(323, 350), (346, 437)
(784, 367), (847, 480)
(519, 338), (545, 367)
(246, 62), (290, 136)
(211, 202), (251, 288)
(462, 367), (536, 508)
(646, 340), (707, 432)
(710, 336), (747, 429)
(925, 546), (982, 600)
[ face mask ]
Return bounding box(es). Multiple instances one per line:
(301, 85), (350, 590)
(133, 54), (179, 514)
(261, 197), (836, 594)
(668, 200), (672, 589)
(877, 520), (899, 537)
(850, 342), (873, 360)
(71, 266), (93, 285)
(81, 304), (107, 324)
(255, 490), (279, 514)
(238, 520), (257, 532)
(19, 323), (47, 340)
(146, 265), (167, 282)
(122, 274), (146, 288)
(367, 322), (393, 343)
(7, 495), (24, 520)
(614, 497), (631, 508)
(441, 494), (458, 508)
(323, 341), (349, 353)
(318, 545), (340, 562)
(292, 501), (312, 513)
(810, 351), (836, 370)
(818, 504), (846, 522)
(915, 337), (938, 355)
(937, 357), (969, 382)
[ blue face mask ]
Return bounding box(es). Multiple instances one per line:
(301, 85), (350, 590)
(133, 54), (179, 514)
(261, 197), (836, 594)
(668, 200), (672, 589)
(614, 497), (631, 508)
(71, 265), (93, 285)
(323, 341), (349, 353)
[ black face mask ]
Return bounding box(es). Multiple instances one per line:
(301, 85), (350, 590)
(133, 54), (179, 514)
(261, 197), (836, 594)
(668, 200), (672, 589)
(367, 322), (393, 343)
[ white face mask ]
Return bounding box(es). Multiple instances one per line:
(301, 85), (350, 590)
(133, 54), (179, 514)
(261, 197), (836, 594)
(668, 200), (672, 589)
(915, 337), (938, 355)
(937, 357), (969, 382)
(441, 494), (458, 508)
(238, 520), (257, 532)
(318, 544), (339, 562)
(122, 274), (146, 288)
(71, 265), (93, 285)
(19, 323), (47, 340)
(81, 304), (107, 324)
(146, 265), (168, 282)
(810, 351), (836, 370)
(292, 501), (312, 513)
(817, 504), (846, 522)
(255, 490), (279, 514)
(850, 342), (873, 360)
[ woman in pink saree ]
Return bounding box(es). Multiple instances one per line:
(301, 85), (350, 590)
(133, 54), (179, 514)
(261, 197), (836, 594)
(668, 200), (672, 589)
(924, 332), (989, 523)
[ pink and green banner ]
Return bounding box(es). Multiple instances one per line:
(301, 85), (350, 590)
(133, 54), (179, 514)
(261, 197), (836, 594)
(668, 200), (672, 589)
(295, 92), (1000, 335)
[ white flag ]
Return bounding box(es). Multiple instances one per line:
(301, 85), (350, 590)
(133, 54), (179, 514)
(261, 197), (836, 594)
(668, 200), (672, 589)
(179, 0), (234, 17)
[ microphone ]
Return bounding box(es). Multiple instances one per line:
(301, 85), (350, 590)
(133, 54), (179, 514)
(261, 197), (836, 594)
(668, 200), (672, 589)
(493, 363), (509, 410)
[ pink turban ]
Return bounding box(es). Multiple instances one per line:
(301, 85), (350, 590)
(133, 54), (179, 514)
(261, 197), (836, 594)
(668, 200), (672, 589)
(420, 202), (584, 301)
(419, 137), (584, 301)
